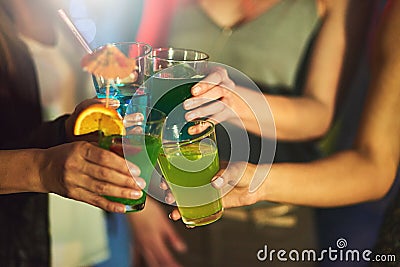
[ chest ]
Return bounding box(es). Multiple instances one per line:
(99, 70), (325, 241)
(168, 0), (320, 88)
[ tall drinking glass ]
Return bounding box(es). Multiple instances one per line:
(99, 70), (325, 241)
(99, 105), (166, 212)
(146, 48), (209, 124)
(93, 42), (152, 115)
(158, 120), (223, 226)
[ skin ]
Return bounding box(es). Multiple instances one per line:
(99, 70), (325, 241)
(6, 0), (186, 262)
(0, 2), (184, 266)
(128, 197), (187, 267)
(0, 99), (145, 213)
(207, 0), (400, 209)
(166, 0), (400, 219)
(184, 0), (372, 141)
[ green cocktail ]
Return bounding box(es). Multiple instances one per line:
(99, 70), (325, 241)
(99, 105), (165, 212)
(152, 78), (201, 116)
(146, 48), (208, 123)
(99, 134), (161, 211)
(159, 120), (223, 226)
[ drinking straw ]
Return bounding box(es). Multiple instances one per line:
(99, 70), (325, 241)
(58, 9), (113, 108)
(57, 9), (93, 54)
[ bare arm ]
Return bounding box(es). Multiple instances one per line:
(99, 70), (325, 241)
(217, 0), (400, 208)
(127, 197), (186, 267)
(265, 0), (346, 140)
(185, 0), (373, 140)
(0, 143), (145, 213)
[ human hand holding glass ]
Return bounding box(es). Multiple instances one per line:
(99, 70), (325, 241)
(182, 66), (239, 123)
(39, 141), (144, 213)
(183, 65), (275, 139)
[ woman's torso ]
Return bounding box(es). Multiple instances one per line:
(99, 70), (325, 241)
(168, 0), (322, 164)
(168, 0), (320, 92)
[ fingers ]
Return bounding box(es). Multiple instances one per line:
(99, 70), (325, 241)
(185, 100), (226, 121)
(124, 113), (145, 134)
(211, 175), (226, 189)
(153, 236), (184, 267)
(159, 178), (169, 190)
(166, 228), (187, 253)
(169, 209), (182, 221)
(124, 112), (144, 126)
(67, 187), (127, 213)
(187, 124), (208, 135)
(165, 191), (176, 204)
(184, 87), (225, 110)
(159, 178), (176, 204)
(74, 142), (145, 198)
(134, 177), (147, 190)
(83, 142), (140, 177)
(183, 67), (234, 111)
(191, 67), (231, 96)
(126, 126), (144, 135)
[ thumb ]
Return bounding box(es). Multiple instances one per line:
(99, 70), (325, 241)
(211, 168), (228, 189)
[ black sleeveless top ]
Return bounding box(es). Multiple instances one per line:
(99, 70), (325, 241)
(0, 19), (68, 266)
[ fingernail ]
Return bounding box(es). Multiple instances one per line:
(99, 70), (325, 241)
(116, 205), (126, 213)
(128, 165), (140, 177)
(159, 182), (168, 190)
(192, 86), (201, 95)
(135, 178), (146, 189)
(183, 99), (192, 110)
(168, 213), (173, 220)
(212, 176), (224, 188)
(130, 190), (143, 199)
(186, 112), (196, 121)
(165, 194), (174, 204)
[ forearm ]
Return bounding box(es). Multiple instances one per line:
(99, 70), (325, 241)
(261, 150), (396, 207)
(230, 91), (332, 141)
(265, 94), (332, 140)
(0, 149), (47, 194)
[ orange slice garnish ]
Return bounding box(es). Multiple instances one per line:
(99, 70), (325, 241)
(74, 104), (126, 136)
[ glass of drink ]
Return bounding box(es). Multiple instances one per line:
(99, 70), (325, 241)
(145, 48), (209, 124)
(92, 42), (152, 115)
(99, 105), (166, 212)
(158, 120), (223, 226)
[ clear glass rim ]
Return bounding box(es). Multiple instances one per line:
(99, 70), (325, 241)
(124, 106), (167, 126)
(162, 120), (215, 147)
(94, 41), (153, 59)
(151, 47), (209, 62)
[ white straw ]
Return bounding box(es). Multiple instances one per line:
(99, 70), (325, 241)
(57, 9), (93, 54)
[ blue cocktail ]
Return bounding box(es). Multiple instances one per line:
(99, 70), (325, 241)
(92, 42), (152, 115)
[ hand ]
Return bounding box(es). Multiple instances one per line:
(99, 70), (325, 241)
(39, 141), (145, 213)
(183, 67), (241, 124)
(212, 161), (261, 209)
(128, 197), (186, 267)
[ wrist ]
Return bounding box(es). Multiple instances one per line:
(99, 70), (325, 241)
(252, 163), (275, 203)
(32, 148), (51, 193)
